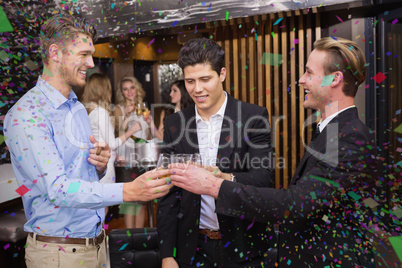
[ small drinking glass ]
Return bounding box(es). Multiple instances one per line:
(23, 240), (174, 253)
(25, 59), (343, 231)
(156, 153), (171, 180)
(156, 153), (171, 170)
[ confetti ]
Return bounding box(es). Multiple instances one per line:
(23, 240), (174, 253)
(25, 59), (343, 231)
(0, 7), (13, 33)
(260, 53), (282, 66)
(15, 185), (29, 196)
(320, 75), (335, 86)
(66, 182), (81, 194)
(372, 72), (386, 84)
(273, 17), (283, 25)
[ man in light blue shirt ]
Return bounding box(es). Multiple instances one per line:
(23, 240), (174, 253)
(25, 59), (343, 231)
(4, 13), (170, 268)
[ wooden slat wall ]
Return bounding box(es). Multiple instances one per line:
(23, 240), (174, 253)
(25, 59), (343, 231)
(210, 11), (320, 188)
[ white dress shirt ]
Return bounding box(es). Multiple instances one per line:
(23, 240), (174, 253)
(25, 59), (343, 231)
(196, 92), (228, 231)
(318, 105), (356, 133)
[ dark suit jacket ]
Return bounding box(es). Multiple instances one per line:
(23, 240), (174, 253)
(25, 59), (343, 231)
(216, 107), (379, 267)
(157, 94), (275, 265)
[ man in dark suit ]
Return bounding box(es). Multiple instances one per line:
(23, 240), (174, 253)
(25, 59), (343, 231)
(169, 37), (380, 267)
(157, 38), (275, 267)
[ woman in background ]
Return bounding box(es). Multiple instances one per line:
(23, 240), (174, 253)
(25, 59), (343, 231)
(114, 76), (149, 229)
(82, 73), (141, 215)
(147, 80), (193, 140)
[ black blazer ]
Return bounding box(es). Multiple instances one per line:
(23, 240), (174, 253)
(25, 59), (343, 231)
(216, 107), (379, 267)
(157, 94), (275, 265)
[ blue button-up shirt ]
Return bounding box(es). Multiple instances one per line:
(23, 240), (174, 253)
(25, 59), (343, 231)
(4, 77), (123, 238)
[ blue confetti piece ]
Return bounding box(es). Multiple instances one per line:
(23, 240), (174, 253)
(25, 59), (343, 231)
(273, 17), (283, 25)
(66, 182), (81, 194)
(119, 243), (129, 251)
(172, 21), (178, 27)
(224, 241), (231, 247)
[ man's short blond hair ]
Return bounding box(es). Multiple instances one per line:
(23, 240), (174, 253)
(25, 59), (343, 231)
(39, 13), (97, 64)
(314, 37), (366, 97)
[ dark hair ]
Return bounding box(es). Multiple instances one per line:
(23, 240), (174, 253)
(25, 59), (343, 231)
(171, 80), (194, 109)
(40, 13), (97, 64)
(164, 80), (194, 118)
(178, 38), (225, 75)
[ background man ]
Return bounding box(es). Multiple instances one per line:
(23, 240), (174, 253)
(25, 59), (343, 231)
(169, 37), (380, 267)
(157, 38), (275, 268)
(4, 13), (170, 268)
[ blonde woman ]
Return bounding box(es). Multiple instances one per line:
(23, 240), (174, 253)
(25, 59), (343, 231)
(114, 76), (149, 140)
(114, 76), (149, 229)
(82, 73), (141, 186)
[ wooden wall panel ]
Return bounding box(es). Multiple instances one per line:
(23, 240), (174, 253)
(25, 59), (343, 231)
(213, 11), (320, 188)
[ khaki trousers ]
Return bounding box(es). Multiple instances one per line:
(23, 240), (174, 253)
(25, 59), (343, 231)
(25, 232), (107, 268)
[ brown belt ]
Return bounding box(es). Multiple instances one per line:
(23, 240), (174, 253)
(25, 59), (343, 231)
(199, 229), (222, 239)
(29, 230), (105, 246)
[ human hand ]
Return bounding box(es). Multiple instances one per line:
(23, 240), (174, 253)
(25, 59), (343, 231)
(122, 168), (172, 202)
(129, 121), (142, 134)
(169, 164), (223, 198)
(162, 257), (179, 268)
(88, 135), (111, 174)
(204, 166), (232, 181)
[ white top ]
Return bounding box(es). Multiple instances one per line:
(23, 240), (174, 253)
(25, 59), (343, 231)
(88, 105), (122, 183)
(318, 105), (356, 133)
(196, 92), (228, 231)
(115, 104), (149, 167)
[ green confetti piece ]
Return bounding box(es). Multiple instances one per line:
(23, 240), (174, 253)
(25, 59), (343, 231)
(393, 208), (402, 219)
(310, 192), (317, 199)
(271, 31), (275, 38)
(394, 124), (402, 134)
(0, 135), (5, 145)
(126, 230), (131, 236)
(308, 175), (340, 188)
(0, 50), (10, 62)
(0, 7), (13, 33)
(173, 247), (177, 257)
(363, 198), (379, 209)
(388, 236), (402, 262)
(225, 11), (229, 21)
(260, 53), (283, 66)
(347, 191), (361, 201)
(321, 75), (335, 86)
(66, 182), (81, 193)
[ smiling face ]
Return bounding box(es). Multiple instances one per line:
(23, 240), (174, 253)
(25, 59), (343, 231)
(121, 81), (137, 102)
(299, 49), (333, 112)
(58, 33), (95, 89)
(183, 63), (226, 119)
(170, 84), (182, 105)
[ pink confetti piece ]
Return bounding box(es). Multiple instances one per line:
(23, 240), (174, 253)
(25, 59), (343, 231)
(15, 184), (29, 196)
(147, 38), (155, 48)
(336, 15), (343, 23)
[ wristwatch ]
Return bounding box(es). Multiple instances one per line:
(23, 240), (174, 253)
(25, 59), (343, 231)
(230, 173), (236, 182)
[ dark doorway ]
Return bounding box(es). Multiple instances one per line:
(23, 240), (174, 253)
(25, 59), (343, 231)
(134, 60), (155, 105)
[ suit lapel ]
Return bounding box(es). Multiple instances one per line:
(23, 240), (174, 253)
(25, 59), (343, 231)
(290, 107), (359, 185)
(217, 95), (240, 164)
(182, 105), (200, 153)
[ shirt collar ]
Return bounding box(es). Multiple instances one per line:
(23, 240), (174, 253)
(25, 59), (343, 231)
(37, 76), (78, 109)
(318, 105), (355, 132)
(195, 91), (228, 123)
